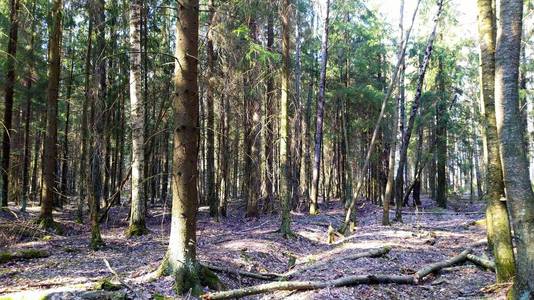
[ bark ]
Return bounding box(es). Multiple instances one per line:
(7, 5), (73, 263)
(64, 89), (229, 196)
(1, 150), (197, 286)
(310, 0), (330, 215)
(435, 56), (447, 208)
(60, 57), (74, 208)
(263, 10), (275, 213)
(494, 0), (534, 297)
(279, 0), (292, 236)
(21, 0), (37, 212)
(383, 0), (405, 226)
(466, 254), (496, 272)
(476, 0), (516, 283)
(395, 0), (443, 222)
(1, 0), (20, 208)
(127, 0), (148, 236)
(87, 0), (106, 249)
(158, 0), (204, 294)
(39, 0), (63, 229)
(206, 0), (218, 218)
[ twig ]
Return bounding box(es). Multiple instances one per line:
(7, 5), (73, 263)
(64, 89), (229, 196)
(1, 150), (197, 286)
(103, 258), (142, 299)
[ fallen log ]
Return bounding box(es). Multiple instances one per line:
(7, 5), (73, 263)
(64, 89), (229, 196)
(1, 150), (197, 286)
(466, 254), (495, 272)
(413, 249), (471, 283)
(202, 247), (478, 299)
(203, 263), (283, 281)
(201, 274), (414, 299)
(285, 246), (391, 278)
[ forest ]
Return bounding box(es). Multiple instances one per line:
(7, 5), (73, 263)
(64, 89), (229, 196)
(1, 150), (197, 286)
(0, 0), (533, 299)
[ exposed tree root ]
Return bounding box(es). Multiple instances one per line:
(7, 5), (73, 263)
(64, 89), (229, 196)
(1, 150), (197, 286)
(202, 247), (484, 299)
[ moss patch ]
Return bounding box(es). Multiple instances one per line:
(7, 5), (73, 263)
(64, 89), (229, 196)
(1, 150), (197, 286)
(0, 249), (49, 264)
(94, 278), (122, 291)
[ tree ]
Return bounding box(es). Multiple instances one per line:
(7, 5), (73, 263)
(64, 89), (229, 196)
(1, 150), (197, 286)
(476, 0), (515, 283)
(395, 0), (443, 221)
(1, 0), (20, 208)
(127, 0), (148, 236)
(494, 0), (534, 297)
(87, 0), (106, 249)
(157, 0), (215, 294)
(279, 0), (293, 236)
(206, 0), (218, 218)
(309, 0), (330, 215)
(39, 0), (63, 229)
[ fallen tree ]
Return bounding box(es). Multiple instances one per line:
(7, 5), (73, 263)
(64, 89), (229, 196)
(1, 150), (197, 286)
(203, 246), (392, 281)
(202, 247), (482, 299)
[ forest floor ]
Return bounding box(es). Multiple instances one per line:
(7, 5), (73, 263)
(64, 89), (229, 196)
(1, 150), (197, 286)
(0, 195), (506, 299)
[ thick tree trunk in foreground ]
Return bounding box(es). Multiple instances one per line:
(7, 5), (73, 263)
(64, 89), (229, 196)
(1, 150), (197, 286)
(39, 0), (63, 229)
(1, 0), (20, 208)
(279, 0), (292, 236)
(310, 0), (330, 215)
(159, 0), (207, 294)
(494, 0), (534, 297)
(127, 0), (148, 236)
(476, 0), (515, 283)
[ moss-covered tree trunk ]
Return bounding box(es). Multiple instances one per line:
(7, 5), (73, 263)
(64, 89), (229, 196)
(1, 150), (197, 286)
(494, 0), (534, 297)
(127, 0), (148, 236)
(476, 0), (516, 283)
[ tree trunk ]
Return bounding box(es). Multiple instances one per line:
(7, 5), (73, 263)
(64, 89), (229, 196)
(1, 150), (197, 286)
(395, 0), (443, 221)
(206, 0), (218, 218)
(158, 0), (204, 294)
(127, 0), (148, 236)
(1, 0), (20, 207)
(435, 56), (447, 208)
(310, 0), (330, 215)
(39, 0), (63, 229)
(279, 0), (292, 236)
(87, 0), (106, 249)
(494, 0), (534, 297)
(477, 0), (516, 283)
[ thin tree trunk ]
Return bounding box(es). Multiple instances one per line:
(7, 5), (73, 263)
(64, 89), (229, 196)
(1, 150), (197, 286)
(1, 0), (20, 207)
(310, 0), (330, 215)
(395, 0), (443, 222)
(206, 0), (218, 218)
(39, 0), (63, 229)
(279, 0), (292, 236)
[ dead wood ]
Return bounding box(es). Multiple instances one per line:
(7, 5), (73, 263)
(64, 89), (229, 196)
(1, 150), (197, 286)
(201, 274), (414, 299)
(285, 246), (391, 278)
(202, 263), (283, 281)
(466, 254), (495, 271)
(203, 246), (486, 299)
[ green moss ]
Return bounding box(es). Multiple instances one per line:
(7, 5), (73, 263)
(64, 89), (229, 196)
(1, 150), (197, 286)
(17, 249), (49, 259)
(0, 249), (49, 264)
(94, 278), (122, 291)
(0, 252), (14, 264)
(63, 247), (79, 253)
(125, 223), (149, 237)
(152, 294), (173, 300)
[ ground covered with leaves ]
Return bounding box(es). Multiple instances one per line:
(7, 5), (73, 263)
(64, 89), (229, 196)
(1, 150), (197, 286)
(0, 196), (506, 299)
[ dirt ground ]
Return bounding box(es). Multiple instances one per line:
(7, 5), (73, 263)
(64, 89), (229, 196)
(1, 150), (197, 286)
(0, 195), (506, 299)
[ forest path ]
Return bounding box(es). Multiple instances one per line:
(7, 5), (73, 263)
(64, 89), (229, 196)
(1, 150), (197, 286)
(0, 196), (501, 299)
